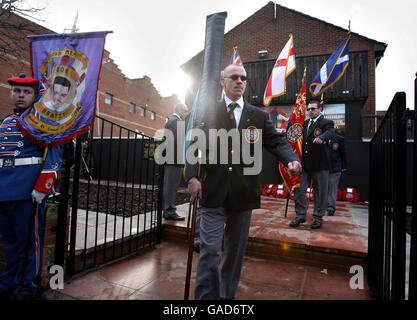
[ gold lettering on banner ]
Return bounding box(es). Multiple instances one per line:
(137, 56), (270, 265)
(27, 103), (83, 133)
(35, 101), (75, 120)
(39, 48), (90, 74)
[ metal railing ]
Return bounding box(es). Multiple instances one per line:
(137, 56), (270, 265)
(53, 115), (163, 275)
(368, 87), (417, 300)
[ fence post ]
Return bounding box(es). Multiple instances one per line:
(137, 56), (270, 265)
(156, 164), (164, 244)
(409, 74), (417, 300)
(66, 137), (82, 276)
(54, 143), (73, 269)
(392, 92), (407, 299)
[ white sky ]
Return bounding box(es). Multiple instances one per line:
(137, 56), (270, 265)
(27, 0), (417, 111)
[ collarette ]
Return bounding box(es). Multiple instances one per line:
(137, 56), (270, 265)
(224, 96), (244, 110)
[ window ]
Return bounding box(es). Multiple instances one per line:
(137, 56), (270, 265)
(105, 93), (113, 105)
(130, 103), (136, 114)
(140, 107), (146, 117)
(151, 111), (156, 121)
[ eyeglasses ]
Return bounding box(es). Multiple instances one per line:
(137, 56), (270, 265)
(225, 75), (247, 81)
(306, 107), (318, 111)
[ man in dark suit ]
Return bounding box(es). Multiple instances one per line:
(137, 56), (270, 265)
(187, 64), (301, 300)
(162, 103), (189, 221)
(327, 128), (347, 216)
(290, 100), (334, 229)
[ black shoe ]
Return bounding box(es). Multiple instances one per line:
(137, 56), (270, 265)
(310, 220), (322, 229)
(193, 243), (200, 253)
(289, 218), (306, 227)
(327, 210), (335, 216)
(164, 213), (185, 221)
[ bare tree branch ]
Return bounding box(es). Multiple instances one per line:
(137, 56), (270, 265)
(0, 0), (47, 62)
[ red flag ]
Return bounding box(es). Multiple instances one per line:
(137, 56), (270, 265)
(278, 78), (306, 193)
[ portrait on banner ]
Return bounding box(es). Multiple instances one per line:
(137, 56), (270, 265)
(28, 49), (89, 134)
(18, 32), (108, 147)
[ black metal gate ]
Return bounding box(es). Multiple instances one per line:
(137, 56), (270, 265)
(368, 86), (417, 300)
(53, 115), (163, 275)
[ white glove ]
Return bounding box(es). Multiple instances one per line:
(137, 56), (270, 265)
(31, 190), (47, 204)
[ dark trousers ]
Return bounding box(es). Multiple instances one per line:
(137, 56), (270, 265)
(294, 170), (329, 223)
(194, 206), (252, 300)
(0, 199), (46, 295)
(163, 164), (183, 218)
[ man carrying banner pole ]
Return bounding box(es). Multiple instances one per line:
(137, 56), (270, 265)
(279, 68), (307, 217)
(289, 96), (334, 230)
(182, 11), (228, 300)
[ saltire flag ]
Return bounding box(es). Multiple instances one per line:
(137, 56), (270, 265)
(17, 31), (109, 147)
(263, 34), (296, 106)
(229, 46), (242, 65)
(183, 89), (200, 179)
(309, 33), (351, 97)
(278, 77), (307, 193)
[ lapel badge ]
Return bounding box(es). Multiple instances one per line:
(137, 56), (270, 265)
(244, 126), (259, 143)
(314, 128), (322, 137)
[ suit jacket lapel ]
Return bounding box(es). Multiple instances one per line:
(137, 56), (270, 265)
(307, 115), (322, 137)
(238, 101), (254, 130)
(217, 100), (229, 129)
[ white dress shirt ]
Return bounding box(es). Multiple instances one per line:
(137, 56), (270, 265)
(224, 96), (244, 128)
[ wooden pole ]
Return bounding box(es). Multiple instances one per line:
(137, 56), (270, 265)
(184, 162), (201, 300)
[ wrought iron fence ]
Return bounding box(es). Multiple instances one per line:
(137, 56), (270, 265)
(53, 115), (163, 275)
(368, 89), (416, 300)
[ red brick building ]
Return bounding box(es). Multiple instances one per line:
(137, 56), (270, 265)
(181, 2), (388, 201)
(0, 9), (178, 138)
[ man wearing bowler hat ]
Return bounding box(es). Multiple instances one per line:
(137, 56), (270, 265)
(0, 74), (63, 299)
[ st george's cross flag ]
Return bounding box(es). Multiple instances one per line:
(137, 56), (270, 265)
(309, 33), (351, 97)
(263, 34), (296, 106)
(17, 31), (109, 147)
(229, 46), (243, 65)
(279, 77), (307, 193)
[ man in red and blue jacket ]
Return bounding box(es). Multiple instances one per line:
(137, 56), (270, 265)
(0, 74), (63, 299)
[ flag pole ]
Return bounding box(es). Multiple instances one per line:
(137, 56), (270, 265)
(186, 200), (192, 240)
(284, 191), (290, 218)
(184, 160), (201, 300)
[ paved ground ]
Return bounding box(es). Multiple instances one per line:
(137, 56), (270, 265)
(43, 198), (374, 301)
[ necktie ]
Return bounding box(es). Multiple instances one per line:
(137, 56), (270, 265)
(228, 103), (238, 129)
(307, 119), (314, 135)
